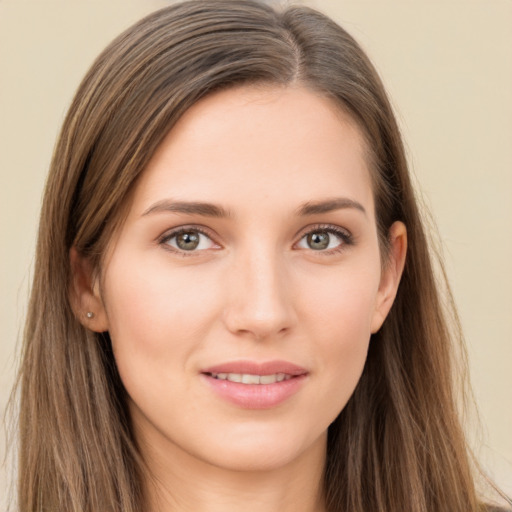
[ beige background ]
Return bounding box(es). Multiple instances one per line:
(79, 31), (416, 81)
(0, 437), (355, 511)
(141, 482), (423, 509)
(1, 0), (511, 505)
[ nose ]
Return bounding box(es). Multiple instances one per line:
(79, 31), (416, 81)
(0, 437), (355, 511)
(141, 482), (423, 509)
(222, 248), (297, 341)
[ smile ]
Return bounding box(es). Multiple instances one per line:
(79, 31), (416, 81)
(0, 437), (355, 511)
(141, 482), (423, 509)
(201, 361), (308, 409)
(207, 372), (293, 384)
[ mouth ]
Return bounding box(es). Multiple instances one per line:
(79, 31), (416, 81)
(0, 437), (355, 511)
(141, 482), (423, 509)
(205, 372), (295, 384)
(200, 360), (308, 409)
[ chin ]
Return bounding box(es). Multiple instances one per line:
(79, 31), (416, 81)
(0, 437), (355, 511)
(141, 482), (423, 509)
(198, 428), (327, 473)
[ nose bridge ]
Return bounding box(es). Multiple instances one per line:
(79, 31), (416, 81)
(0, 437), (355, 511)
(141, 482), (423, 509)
(223, 242), (295, 339)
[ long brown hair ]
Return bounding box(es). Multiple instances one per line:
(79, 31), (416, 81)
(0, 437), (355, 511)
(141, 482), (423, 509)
(14, 1), (504, 510)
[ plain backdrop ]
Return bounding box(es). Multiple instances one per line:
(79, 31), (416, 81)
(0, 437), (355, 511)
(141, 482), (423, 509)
(1, 0), (511, 505)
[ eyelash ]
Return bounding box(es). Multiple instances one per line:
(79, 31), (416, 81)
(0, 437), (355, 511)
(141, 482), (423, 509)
(158, 224), (354, 257)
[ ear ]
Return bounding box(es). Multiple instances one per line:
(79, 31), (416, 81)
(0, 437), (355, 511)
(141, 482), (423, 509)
(69, 247), (109, 332)
(370, 221), (407, 333)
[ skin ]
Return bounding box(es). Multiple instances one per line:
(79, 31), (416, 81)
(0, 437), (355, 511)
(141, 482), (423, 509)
(73, 85), (407, 512)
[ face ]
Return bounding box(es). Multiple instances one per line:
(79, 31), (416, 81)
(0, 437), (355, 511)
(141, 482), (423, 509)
(81, 85), (405, 474)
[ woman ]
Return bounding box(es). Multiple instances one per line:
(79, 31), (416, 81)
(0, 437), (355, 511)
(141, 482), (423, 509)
(13, 0), (510, 511)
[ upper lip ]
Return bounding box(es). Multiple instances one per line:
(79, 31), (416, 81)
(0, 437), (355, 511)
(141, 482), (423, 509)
(201, 360), (308, 376)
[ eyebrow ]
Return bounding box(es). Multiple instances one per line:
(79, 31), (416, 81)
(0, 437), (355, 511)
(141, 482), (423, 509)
(296, 197), (367, 217)
(142, 200), (232, 218)
(142, 197), (366, 218)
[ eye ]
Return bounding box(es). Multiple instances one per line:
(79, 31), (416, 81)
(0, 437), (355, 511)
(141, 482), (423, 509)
(160, 228), (218, 253)
(296, 226), (352, 252)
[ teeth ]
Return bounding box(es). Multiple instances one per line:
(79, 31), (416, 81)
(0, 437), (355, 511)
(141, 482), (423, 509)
(242, 374), (260, 384)
(210, 372), (293, 384)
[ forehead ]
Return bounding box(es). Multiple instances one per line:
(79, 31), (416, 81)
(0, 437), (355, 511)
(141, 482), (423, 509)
(129, 85), (375, 220)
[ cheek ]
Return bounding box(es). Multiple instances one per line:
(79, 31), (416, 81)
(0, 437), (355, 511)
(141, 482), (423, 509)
(100, 251), (226, 440)
(299, 262), (380, 410)
(302, 258), (381, 340)
(101, 251), (222, 376)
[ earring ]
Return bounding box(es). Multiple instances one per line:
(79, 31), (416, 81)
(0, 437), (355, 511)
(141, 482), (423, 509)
(86, 312), (94, 319)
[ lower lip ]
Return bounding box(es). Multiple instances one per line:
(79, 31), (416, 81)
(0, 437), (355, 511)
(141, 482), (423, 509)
(201, 374), (307, 409)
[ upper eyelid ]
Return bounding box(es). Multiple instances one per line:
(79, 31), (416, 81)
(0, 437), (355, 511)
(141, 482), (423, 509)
(295, 223), (352, 239)
(158, 224), (218, 242)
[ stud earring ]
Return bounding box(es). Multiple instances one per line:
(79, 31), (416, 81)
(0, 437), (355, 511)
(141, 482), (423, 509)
(86, 312), (94, 319)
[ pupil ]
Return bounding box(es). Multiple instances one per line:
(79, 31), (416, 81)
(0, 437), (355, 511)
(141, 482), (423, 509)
(177, 232), (200, 250)
(308, 232), (329, 250)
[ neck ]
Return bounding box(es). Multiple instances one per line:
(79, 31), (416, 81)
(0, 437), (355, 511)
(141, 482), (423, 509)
(141, 432), (327, 512)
